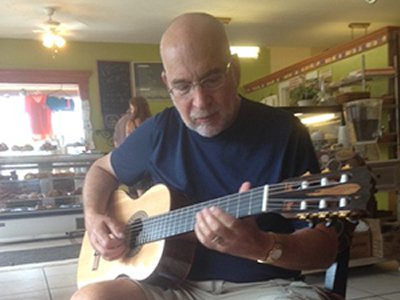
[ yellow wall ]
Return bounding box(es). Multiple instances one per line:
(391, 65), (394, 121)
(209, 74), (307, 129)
(269, 47), (317, 72)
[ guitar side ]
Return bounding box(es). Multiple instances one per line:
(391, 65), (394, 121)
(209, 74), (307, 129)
(77, 184), (196, 288)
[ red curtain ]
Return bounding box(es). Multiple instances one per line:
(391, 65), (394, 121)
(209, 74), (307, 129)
(25, 94), (52, 139)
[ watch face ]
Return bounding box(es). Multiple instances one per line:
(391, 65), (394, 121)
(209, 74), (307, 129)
(270, 247), (283, 260)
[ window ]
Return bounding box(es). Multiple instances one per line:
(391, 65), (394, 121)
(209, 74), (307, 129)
(0, 84), (85, 152)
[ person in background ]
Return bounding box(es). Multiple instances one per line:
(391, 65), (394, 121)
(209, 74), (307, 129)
(113, 96), (152, 197)
(71, 12), (338, 300)
(113, 96), (151, 148)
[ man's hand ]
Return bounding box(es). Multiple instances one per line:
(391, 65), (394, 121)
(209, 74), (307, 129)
(194, 181), (272, 261)
(86, 214), (127, 261)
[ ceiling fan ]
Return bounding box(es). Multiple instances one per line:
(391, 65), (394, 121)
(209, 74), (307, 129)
(34, 7), (69, 49)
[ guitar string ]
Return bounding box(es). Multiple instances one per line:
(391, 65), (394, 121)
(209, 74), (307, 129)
(133, 179), (368, 244)
(127, 174), (348, 233)
(126, 177), (353, 244)
(126, 177), (349, 239)
(130, 197), (350, 246)
(130, 191), (346, 240)
(126, 168), (370, 246)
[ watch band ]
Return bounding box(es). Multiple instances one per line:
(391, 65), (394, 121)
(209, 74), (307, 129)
(257, 233), (283, 264)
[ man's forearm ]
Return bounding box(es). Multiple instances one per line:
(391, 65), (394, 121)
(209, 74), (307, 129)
(83, 154), (119, 218)
(257, 224), (338, 271)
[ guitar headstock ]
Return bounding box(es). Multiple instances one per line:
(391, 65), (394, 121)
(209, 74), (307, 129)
(273, 166), (375, 223)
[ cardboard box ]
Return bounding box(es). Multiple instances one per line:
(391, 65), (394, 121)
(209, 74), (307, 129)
(381, 221), (400, 258)
(350, 230), (372, 259)
(364, 218), (383, 258)
(381, 232), (400, 257)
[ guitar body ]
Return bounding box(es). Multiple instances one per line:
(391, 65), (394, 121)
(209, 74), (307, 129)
(77, 184), (196, 288)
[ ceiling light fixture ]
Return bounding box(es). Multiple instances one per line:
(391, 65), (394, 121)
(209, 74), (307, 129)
(230, 46), (260, 59)
(42, 31), (66, 49)
(40, 7), (66, 56)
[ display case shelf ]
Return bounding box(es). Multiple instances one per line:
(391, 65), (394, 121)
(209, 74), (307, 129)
(0, 153), (102, 242)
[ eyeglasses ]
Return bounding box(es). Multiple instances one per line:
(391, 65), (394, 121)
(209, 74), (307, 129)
(168, 61), (232, 100)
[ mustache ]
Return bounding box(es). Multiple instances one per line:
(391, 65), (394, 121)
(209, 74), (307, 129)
(190, 109), (218, 119)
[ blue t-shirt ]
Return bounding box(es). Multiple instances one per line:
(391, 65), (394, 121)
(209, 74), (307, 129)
(111, 97), (320, 282)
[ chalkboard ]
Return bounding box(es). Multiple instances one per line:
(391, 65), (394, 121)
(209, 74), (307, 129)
(132, 62), (169, 100)
(97, 61), (132, 130)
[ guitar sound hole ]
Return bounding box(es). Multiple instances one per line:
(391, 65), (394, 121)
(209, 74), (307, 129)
(126, 210), (148, 257)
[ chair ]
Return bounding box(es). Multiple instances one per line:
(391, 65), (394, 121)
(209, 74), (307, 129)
(314, 219), (358, 299)
(317, 151), (376, 299)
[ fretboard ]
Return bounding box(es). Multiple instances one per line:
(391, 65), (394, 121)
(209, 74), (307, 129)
(133, 185), (269, 246)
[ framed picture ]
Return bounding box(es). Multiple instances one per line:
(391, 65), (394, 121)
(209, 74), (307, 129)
(131, 62), (169, 101)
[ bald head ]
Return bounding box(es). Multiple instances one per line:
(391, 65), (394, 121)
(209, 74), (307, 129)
(160, 13), (231, 69)
(159, 13), (241, 137)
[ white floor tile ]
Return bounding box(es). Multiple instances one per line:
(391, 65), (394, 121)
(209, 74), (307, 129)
(44, 262), (78, 289)
(348, 273), (400, 295)
(0, 289), (50, 300)
(346, 286), (377, 299)
(50, 285), (77, 300)
(0, 268), (48, 296)
(382, 292), (400, 299)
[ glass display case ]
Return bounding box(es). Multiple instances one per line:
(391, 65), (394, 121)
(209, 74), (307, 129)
(0, 153), (103, 243)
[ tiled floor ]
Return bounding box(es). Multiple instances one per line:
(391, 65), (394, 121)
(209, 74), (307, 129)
(0, 243), (399, 300)
(305, 260), (400, 299)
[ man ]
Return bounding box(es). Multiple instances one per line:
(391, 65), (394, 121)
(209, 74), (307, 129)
(72, 12), (337, 300)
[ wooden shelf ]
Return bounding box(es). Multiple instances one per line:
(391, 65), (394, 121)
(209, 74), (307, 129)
(329, 68), (396, 90)
(280, 105), (343, 114)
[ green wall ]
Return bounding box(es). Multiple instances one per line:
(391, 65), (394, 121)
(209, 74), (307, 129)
(243, 45), (390, 102)
(238, 47), (271, 93)
(0, 38), (271, 152)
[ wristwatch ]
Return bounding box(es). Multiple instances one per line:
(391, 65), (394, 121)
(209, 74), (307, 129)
(257, 233), (283, 264)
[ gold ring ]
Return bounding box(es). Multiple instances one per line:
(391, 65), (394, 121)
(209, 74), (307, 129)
(211, 236), (220, 243)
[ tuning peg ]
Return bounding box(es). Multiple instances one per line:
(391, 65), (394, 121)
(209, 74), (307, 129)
(320, 177), (329, 186)
(325, 217), (334, 227)
(321, 168), (330, 173)
(340, 173), (349, 183)
(319, 199), (328, 209)
(300, 200), (307, 210)
(339, 197), (348, 207)
(307, 219), (317, 228)
(301, 181), (309, 189)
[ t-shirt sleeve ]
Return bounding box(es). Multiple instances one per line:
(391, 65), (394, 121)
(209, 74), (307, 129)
(110, 118), (154, 185)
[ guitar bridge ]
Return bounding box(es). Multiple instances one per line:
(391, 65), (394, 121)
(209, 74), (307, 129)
(92, 251), (101, 271)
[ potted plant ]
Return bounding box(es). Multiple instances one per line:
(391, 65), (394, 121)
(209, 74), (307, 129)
(289, 79), (319, 106)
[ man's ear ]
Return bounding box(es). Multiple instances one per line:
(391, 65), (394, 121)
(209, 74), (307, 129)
(230, 54), (241, 87)
(161, 70), (169, 87)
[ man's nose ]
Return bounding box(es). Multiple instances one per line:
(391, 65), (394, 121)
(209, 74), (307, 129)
(191, 84), (211, 108)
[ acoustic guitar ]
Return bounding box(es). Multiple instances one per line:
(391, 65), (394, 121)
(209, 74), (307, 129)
(77, 166), (373, 288)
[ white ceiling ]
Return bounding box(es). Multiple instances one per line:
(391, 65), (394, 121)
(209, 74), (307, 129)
(1, 0), (400, 49)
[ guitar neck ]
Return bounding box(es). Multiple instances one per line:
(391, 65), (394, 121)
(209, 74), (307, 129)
(129, 166), (371, 248)
(134, 186), (268, 246)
